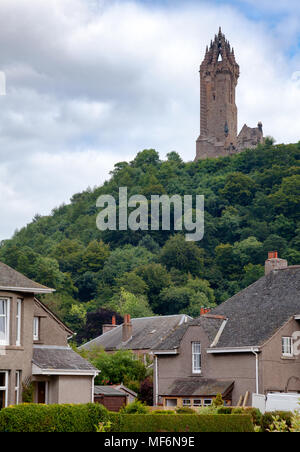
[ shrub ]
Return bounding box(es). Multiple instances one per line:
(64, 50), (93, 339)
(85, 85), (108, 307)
(111, 414), (254, 432)
(260, 411), (293, 432)
(175, 406), (196, 414)
(197, 405), (219, 415)
(152, 410), (175, 415)
(212, 393), (224, 407)
(217, 406), (234, 415)
(120, 400), (150, 414)
(0, 403), (110, 433)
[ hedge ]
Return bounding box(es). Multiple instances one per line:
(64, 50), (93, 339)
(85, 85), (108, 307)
(111, 414), (254, 432)
(0, 403), (110, 433)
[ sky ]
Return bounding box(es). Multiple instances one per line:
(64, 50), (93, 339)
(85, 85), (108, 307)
(0, 0), (300, 240)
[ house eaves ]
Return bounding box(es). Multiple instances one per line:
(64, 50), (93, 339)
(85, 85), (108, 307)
(207, 346), (260, 354)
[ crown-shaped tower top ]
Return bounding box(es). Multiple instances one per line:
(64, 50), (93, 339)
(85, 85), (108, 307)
(201, 27), (239, 80)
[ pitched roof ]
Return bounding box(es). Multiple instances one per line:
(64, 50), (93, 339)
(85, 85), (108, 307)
(94, 386), (127, 397)
(161, 378), (234, 397)
(32, 346), (98, 374)
(80, 314), (190, 351)
(0, 261), (54, 294)
(210, 266), (300, 348)
(155, 316), (224, 351)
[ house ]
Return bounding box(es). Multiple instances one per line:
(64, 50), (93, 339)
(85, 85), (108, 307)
(80, 314), (191, 362)
(0, 262), (98, 408)
(153, 253), (300, 408)
(94, 386), (128, 412)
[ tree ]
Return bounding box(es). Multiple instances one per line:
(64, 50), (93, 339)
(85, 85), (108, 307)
(75, 308), (123, 345)
(108, 289), (153, 318)
(160, 235), (204, 276)
(80, 349), (148, 387)
(220, 172), (257, 205)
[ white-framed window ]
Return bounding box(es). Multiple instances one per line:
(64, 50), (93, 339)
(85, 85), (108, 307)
(0, 371), (9, 409)
(0, 298), (10, 346)
(33, 317), (39, 341)
(282, 337), (293, 357)
(193, 399), (202, 407)
(16, 299), (22, 346)
(15, 371), (21, 405)
(183, 399), (191, 406)
(192, 342), (201, 373)
(203, 399), (212, 406)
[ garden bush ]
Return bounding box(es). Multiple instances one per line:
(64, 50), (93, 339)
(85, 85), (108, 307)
(175, 406), (196, 414)
(0, 403), (110, 433)
(111, 414), (254, 432)
(260, 411), (293, 432)
(217, 406), (234, 415)
(120, 400), (150, 414)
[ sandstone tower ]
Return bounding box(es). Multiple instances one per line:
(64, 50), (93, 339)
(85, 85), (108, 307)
(195, 28), (263, 161)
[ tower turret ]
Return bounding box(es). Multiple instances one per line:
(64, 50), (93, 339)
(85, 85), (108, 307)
(195, 29), (263, 160)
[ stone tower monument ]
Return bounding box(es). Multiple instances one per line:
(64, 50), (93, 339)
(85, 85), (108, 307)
(195, 28), (263, 161)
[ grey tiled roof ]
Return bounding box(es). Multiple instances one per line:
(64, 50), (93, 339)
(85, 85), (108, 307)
(155, 316), (224, 350)
(80, 314), (190, 351)
(94, 386), (127, 396)
(161, 378), (234, 397)
(33, 346), (97, 372)
(211, 266), (300, 348)
(0, 261), (53, 293)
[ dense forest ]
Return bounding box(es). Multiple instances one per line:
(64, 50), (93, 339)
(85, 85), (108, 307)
(1, 140), (299, 343)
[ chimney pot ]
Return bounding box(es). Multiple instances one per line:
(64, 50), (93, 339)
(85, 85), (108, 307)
(265, 252), (288, 275)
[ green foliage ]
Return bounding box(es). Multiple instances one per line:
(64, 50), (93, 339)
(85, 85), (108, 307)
(260, 411), (293, 432)
(0, 143), (299, 331)
(0, 403), (110, 433)
(212, 393), (224, 407)
(152, 410), (175, 415)
(111, 414), (254, 432)
(107, 288), (154, 318)
(120, 400), (150, 414)
(79, 348), (148, 387)
(175, 406), (196, 414)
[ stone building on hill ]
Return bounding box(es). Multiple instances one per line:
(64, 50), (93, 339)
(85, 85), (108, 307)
(195, 28), (264, 160)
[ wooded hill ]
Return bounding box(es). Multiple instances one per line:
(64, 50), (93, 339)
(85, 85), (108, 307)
(1, 141), (299, 343)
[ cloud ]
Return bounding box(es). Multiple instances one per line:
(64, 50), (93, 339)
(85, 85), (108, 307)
(0, 0), (299, 239)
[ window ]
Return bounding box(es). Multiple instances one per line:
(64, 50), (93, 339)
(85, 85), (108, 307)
(0, 371), (8, 409)
(192, 342), (201, 373)
(16, 299), (22, 346)
(183, 399), (191, 406)
(15, 371), (21, 405)
(203, 399), (212, 406)
(33, 317), (39, 341)
(0, 299), (10, 346)
(282, 337), (293, 357)
(193, 399), (202, 407)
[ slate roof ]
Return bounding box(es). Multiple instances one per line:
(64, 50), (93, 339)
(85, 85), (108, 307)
(32, 346), (98, 373)
(161, 378), (234, 397)
(94, 386), (127, 397)
(80, 314), (190, 351)
(155, 316), (224, 351)
(0, 261), (54, 293)
(210, 266), (300, 348)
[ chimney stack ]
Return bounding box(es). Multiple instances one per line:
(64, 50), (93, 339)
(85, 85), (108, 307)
(265, 251), (288, 276)
(122, 314), (132, 343)
(200, 307), (211, 316)
(102, 315), (118, 335)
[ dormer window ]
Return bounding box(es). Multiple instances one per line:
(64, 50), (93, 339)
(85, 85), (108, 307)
(33, 317), (40, 341)
(282, 337), (293, 357)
